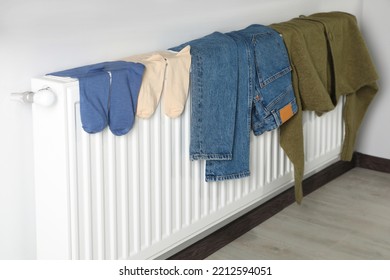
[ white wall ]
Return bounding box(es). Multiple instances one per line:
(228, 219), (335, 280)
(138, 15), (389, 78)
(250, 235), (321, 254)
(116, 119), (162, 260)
(356, 0), (390, 159)
(0, 0), (364, 259)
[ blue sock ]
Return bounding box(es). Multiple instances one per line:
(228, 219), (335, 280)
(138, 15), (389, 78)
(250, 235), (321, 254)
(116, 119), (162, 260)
(78, 72), (110, 133)
(49, 61), (145, 135)
(106, 63), (145, 136)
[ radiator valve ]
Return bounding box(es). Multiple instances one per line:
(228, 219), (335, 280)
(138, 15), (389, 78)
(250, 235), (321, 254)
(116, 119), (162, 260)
(10, 87), (56, 107)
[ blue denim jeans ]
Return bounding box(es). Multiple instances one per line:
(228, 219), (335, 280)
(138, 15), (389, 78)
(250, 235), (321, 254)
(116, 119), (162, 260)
(171, 26), (297, 182)
(204, 31), (252, 181)
(243, 25), (297, 135)
(171, 32), (238, 161)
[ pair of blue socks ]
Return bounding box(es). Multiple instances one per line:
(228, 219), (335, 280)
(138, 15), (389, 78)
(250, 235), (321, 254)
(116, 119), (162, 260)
(49, 61), (145, 136)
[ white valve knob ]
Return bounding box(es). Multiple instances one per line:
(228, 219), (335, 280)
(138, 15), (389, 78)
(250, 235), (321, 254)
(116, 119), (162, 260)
(10, 87), (56, 107)
(33, 88), (56, 107)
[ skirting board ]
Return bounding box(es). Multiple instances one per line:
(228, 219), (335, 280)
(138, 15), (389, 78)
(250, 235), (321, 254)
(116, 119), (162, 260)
(170, 152), (390, 260)
(355, 152), (390, 174)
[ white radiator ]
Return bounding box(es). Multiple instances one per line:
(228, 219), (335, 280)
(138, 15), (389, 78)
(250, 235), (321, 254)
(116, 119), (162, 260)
(31, 76), (344, 260)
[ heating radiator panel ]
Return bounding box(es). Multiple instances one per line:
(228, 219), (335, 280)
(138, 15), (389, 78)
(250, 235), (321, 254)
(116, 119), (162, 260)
(32, 76), (344, 260)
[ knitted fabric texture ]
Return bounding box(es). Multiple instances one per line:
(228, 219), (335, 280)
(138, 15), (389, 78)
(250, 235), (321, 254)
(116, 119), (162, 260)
(271, 12), (379, 203)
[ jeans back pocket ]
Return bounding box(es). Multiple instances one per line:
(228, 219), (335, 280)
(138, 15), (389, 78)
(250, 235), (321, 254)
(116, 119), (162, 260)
(252, 31), (293, 109)
(250, 30), (297, 135)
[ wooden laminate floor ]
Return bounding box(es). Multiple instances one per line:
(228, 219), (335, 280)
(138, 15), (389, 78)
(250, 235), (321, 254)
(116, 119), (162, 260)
(206, 167), (390, 260)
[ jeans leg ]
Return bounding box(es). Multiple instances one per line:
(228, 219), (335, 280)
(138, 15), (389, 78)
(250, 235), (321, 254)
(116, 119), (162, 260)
(205, 34), (252, 181)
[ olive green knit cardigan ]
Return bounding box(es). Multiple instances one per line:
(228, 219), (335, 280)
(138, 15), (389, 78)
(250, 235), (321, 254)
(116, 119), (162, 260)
(271, 12), (379, 203)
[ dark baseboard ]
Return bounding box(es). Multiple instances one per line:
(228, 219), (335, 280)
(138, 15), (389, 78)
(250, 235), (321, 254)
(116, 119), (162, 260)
(168, 157), (356, 260)
(302, 158), (356, 196)
(355, 152), (390, 174)
(169, 152), (390, 260)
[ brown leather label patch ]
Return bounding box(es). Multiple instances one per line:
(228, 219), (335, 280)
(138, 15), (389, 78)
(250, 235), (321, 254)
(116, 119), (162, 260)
(280, 103), (294, 124)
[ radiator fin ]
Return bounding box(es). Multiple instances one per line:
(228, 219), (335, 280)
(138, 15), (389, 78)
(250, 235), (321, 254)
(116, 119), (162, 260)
(66, 89), (344, 259)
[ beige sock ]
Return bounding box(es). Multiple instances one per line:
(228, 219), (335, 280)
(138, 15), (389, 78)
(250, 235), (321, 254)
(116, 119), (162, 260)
(160, 46), (191, 118)
(122, 52), (166, 118)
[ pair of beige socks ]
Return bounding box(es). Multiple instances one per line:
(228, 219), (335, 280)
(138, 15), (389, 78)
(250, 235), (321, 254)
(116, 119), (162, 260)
(123, 46), (191, 118)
